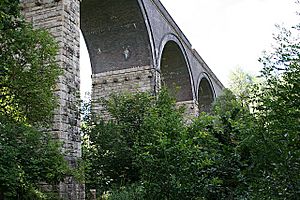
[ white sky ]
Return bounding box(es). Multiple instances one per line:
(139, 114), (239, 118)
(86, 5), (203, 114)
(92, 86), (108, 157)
(80, 0), (298, 99)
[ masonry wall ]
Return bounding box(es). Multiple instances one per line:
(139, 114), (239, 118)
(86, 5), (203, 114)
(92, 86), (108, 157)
(176, 100), (199, 122)
(91, 66), (157, 117)
(20, 0), (84, 199)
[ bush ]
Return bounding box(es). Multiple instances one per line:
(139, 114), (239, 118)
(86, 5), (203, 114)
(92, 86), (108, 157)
(0, 115), (69, 199)
(83, 89), (252, 199)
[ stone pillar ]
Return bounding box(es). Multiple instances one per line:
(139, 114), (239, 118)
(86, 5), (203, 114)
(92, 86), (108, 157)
(20, 0), (84, 199)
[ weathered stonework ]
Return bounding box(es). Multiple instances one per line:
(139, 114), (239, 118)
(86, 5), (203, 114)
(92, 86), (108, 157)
(90, 65), (198, 120)
(20, 0), (84, 199)
(176, 100), (199, 118)
(91, 66), (157, 117)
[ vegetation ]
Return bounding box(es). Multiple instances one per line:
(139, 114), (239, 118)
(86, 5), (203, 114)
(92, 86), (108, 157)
(0, 1), (69, 199)
(1, 0), (299, 199)
(245, 22), (300, 199)
(0, 115), (68, 199)
(83, 12), (299, 200)
(228, 67), (255, 103)
(0, 0), (61, 125)
(82, 88), (251, 199)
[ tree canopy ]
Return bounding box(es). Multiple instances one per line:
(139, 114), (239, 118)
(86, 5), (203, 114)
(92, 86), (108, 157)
(0, 0), (61, 125)
(0, 1), (69, 199)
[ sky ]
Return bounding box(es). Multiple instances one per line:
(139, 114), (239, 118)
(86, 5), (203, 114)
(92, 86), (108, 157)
(80, 0), (298, 99)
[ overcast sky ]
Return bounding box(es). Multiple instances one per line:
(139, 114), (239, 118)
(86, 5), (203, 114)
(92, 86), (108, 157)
(80, 0), (298, 98)
(160, 0), (298, 83)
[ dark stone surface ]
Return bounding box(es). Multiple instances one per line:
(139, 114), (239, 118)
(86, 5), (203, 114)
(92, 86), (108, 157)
(198, 78), (214, 112)
(81, 0), (152, 74)
(160, 41), (193, 101)
(81, 0), (224, 110)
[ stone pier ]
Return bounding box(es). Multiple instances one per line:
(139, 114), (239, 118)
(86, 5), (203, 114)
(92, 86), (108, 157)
(20, 0), (84, 199)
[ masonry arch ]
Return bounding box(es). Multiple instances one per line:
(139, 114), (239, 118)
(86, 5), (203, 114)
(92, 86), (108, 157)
(158, 35), (194, 102)
(197, 73), (215, 113)
(80, 0), (153, 74)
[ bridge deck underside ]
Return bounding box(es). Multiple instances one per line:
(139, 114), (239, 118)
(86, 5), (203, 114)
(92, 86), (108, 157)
(81, 0), (152, 74)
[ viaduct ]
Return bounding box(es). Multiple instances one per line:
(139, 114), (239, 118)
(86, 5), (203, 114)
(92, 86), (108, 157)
(20, 0), (224, 199)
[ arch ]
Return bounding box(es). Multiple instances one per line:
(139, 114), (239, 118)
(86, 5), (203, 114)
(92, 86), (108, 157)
(197, 73), (215, 113)
(80, 0), (153, 74)
(159, 35), (194, 101)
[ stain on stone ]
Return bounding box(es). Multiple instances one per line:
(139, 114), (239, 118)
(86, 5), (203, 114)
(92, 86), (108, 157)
(123, 46), (130, 60)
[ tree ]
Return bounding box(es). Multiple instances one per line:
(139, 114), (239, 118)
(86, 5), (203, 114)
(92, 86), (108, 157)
(0, 115), (69, 199)
(83, 3), (300, 200)
(0, 0), (61, 125)
(83, 90), (189, 198)
(228, 67), (256, 104)
(0, 1), (69, 199)
(82, 92), (154, 195)
(245, 21), (300, 199)
(83, 89), (253, 199)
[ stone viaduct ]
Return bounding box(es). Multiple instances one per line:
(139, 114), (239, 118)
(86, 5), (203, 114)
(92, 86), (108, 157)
(81, 0), (224, 114)
(20, 0), (224, 199)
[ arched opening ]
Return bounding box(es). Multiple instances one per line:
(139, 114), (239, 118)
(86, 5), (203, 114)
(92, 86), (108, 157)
(160, 41), (193, 102)
(80, 0), (152, 74)
(198, 78), (214, 113)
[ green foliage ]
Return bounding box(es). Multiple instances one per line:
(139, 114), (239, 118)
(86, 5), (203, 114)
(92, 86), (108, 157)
(0, 114), (69, 199)
(245, 21), (300, 199)
(0, 0), (61, 125)
(185, 90), (253, 199)
(228, 67), (255, 101)
(83, 4), (300, 200)
(0, 1), (69, 199)
(226, 10), (300, 199)
(107, 184), (145, 200)
(83, 89), (253, 199)
(83, 92), (155, 199)
(83, 90), (180, 197)
(84, 67), (298, 199)
(0, 0), (20, 30)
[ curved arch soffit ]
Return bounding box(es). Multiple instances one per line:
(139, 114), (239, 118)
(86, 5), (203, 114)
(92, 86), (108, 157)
(158, 34), (195, 101)
(157, 34), (190, 71)
(80, 0), (154, 74)
(197, 73), (216, 112)
(136, 0), (156, 67)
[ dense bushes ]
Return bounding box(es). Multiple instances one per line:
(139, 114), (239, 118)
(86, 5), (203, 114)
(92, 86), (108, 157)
(83, 89), (253, 199)
(243, 23), (300, 199)
(83, 17), (299, 199)
(0, 1), (69, 199)
(0, 115), (68, 199)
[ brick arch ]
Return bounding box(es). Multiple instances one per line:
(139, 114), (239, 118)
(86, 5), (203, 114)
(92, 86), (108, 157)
(158, 34), (194, 101)
(80, 0), (154, 74)
(197, 73), (216, 113)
